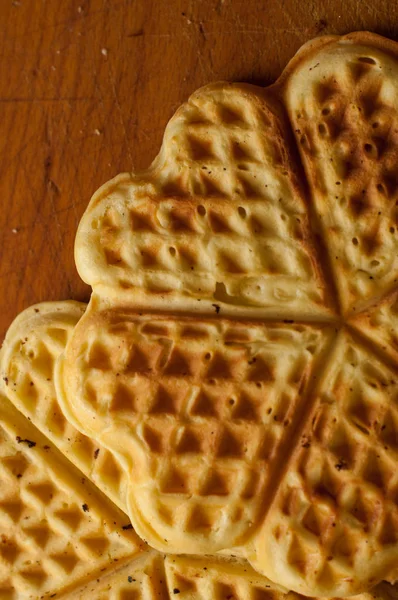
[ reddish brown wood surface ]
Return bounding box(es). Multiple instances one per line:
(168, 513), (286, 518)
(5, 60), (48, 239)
(1, 0), (397, 338)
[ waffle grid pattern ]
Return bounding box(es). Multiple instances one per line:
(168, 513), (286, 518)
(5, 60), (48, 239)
(164, 556), (398, 600)
(164, 555), (297, 600)
(78, 84), (328, 315)
(58, 552), (169, 600)
(0, 397), (140, 599)
(0, 303), (128, 513)
(351, 289), (398, 365)
(63, 37), (398, 596)
(286, 44), (398, 313)
(62, 313), (328, 553)
(255, 332), (398, 592)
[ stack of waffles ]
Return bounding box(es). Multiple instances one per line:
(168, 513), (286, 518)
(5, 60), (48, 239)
(1, 31), (398, 599)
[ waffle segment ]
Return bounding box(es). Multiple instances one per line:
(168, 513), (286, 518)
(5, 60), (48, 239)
(56, 302), (334, 554)
(0, 302), (129, 513)
(75, 83), (332, 319)
(58, 552), (168, 599)
(164, 554), (292, 600)
(253, 329), (398, 596)
(282, 32), (398, 315)
(350, 289), (398, 366)
(0, 395), (141, 599)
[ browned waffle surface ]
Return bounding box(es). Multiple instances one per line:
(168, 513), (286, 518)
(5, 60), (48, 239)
(74, 83), (332, 320)
(253, 329), (398, 596)
(350, 289), (398, 366)
(57, 32), (398, 597)
(0, 302), (129, 513)
(0, 395), (142, 600)
(164, 555), (398, 600)
(58, 551), (168, 599)
(164, 554), (293, 600)
(282, 32), (398, 316)
(56, 291), (398, 595)
(56, 302), (335, 554)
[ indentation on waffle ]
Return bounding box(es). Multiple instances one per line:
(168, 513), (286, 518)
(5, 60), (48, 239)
(77, 85), (329, 314)
(350, 289), (398, 365)
(62, 311), (329, 551)
(0, 400), (139, 598)
(96, 198), (322, 304)
(0, 303), (129, 512)
(256, 331), (398, 593)
(286, 45), (398, 313)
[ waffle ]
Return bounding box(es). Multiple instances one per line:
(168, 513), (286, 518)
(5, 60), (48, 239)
(0, 301), (129, 513)
(281, 32), (398, 316)
(55, 32), (398, 597)
(56, 301), (334, 554)
(74, 83), (333, 320)
(0, 394), (142, 599)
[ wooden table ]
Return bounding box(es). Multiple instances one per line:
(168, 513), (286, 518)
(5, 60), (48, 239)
(1, 0), (397, 338)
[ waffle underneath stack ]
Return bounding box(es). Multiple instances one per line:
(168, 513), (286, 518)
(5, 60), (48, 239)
(2, 31), (398, 599)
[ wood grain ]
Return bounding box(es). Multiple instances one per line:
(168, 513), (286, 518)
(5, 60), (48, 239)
(1, 0), (398, 338)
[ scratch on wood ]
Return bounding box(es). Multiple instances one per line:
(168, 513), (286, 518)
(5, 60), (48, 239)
(107, 66), (134, 167)
(274, 0), (306, 38)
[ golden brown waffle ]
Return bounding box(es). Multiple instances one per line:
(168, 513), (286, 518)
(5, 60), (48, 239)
(0, 302), (129, 513)
(56, 302), (334, 555)
(0, 394), (142, 599)
(74, 83), (332, 320)
(281, 32), (398, 316)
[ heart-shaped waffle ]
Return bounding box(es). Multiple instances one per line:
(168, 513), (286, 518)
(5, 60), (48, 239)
(75, 82), (332, 320)
(56, 303), (334, 554)
(280, 33), (398, 316)
(56, 32), (398, 597)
